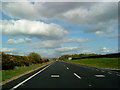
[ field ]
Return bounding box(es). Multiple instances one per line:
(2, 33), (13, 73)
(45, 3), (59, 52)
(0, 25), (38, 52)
(68, 58), (120, 69)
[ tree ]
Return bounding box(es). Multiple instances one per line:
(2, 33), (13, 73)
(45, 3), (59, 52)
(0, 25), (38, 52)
(28, 52), (42, 64)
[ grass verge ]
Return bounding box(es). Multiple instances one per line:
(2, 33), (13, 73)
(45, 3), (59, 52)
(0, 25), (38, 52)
(0, 60), (54, 85)
(67, 58), (120, 69)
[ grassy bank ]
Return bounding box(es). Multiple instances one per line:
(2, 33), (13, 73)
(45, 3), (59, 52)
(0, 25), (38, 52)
(0, 61), (53, 83)
(67, 58), (120, 69)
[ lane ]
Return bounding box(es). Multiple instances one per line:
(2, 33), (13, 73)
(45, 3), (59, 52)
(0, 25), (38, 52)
(2, 61), (120, 89)
(2, 64), (52, 89)
(16, 61), (89, 88)
(10, 64), (52, 90)
(62, 61), (120, 88)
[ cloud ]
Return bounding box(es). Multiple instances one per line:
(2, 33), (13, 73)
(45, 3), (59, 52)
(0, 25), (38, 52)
(81, 50), (95, 54)
(1, 19), (68, 40)
(2, 2), (93, 20)
(2, 2), (117, 25)
(105, 34), (120, 39)
(2, 1), (39, 20)
(28, 38), (90, 49)
(55, 46), (87, 53)
(0, 48), (19, 53)
(7, 38), (31, 44)
(98, 47), (118, 54)
(85, 22), (116, 35)
(100, 47), (110, 53)
(61, 2), (117, 25)
(2, 2), (117, 36)
(39, 50), (58, 58)
(28, 40), (61, 49)
(62, 38), (90, 43)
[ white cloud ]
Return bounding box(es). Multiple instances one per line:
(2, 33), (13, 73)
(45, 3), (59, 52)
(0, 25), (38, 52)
(61, 2), (117, 25)
(0, 48), (18, 53)
(7, 38), (32, 44)
(105, 34), (120, 39)
(1, 19), (68, 40)
(100, 47), (110, 53)
(85, 21), (116, 35)
(62, 38), (90, 43)
(28, 40), (61, 49)
(98, 47), (118, 54)
(53, 46), (88, 57)
(2, 2), (118, 36)
(55, 46), (87, 53)
(2, 1), (39, 20)
(39, 50), (58, 58)
(81, 50), (95, 53)
(28, 38), (90, 49)
(2, 2), (117, 25)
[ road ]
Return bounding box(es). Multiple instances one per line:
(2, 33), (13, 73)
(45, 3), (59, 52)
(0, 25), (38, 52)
(2, 61), (120, 89)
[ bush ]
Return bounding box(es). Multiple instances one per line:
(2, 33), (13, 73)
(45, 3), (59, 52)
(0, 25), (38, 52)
(1, 52), (49, 70)
(2, 53), (15, 70)
(28, 52), (42, 64)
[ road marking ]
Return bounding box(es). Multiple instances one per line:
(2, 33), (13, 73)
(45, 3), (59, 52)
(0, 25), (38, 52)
(116, 74), (120, 76)
(95, 75), (105, 78)
(66, 67), (69, 70)
(74, 73), (81, 79)
(101, 70), (105, 72)
(10, 63), (52, 90)
(96, 69), (99, 71)
(51, 75), (60, 78)
(108, 72), (112, 74)
(89, 84), (92, 87)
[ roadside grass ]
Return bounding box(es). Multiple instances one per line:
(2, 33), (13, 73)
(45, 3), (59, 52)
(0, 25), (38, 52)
(0, 61), (53, 83)
(67, 58), (120, 69)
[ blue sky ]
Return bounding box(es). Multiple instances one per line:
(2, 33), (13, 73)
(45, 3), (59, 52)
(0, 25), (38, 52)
(0, 1), (119, 58)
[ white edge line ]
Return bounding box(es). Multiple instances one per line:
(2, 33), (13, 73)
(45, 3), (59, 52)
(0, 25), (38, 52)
(10, 63), (52, 90)
(74, 73), (81, 79)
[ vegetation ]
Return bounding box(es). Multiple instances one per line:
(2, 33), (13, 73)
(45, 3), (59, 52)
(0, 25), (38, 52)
(59, 53), (99, 61)
(67, 58), (120, 69)
(1, 61), (53, 82)
(1, 52), (49, 70)
(0, 52), (51, 83)
(28, 52), (42, 64)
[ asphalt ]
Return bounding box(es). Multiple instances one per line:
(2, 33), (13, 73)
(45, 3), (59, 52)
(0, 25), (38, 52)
(2, 61), (120, 89)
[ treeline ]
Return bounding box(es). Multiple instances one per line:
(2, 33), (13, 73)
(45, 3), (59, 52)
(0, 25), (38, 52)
(1, 52), (49, 70)
(59, 53), (120, 61)
(74, 53), (120, 59)
(59, 53), (100, 60)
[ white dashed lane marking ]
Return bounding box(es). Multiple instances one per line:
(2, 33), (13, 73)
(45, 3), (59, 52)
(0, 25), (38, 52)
(96, 69), (99, 71)
(89, 85), (92, 87)
(101, 70), (105, 72)
(74, 73), (82, 79)
(108, 72), (112, 74)
(66, 67), (69, 70)
(51, 74), (60, 78)
(95, 75), (105, 77)
(116, 74), (120, 76)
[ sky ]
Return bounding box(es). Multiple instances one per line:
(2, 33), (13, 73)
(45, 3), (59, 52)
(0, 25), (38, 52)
(0, 0), (119, 58)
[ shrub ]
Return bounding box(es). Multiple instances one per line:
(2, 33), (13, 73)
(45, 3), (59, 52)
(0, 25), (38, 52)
(2, 53), (15, 70)
(28, 52), (42, 64)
